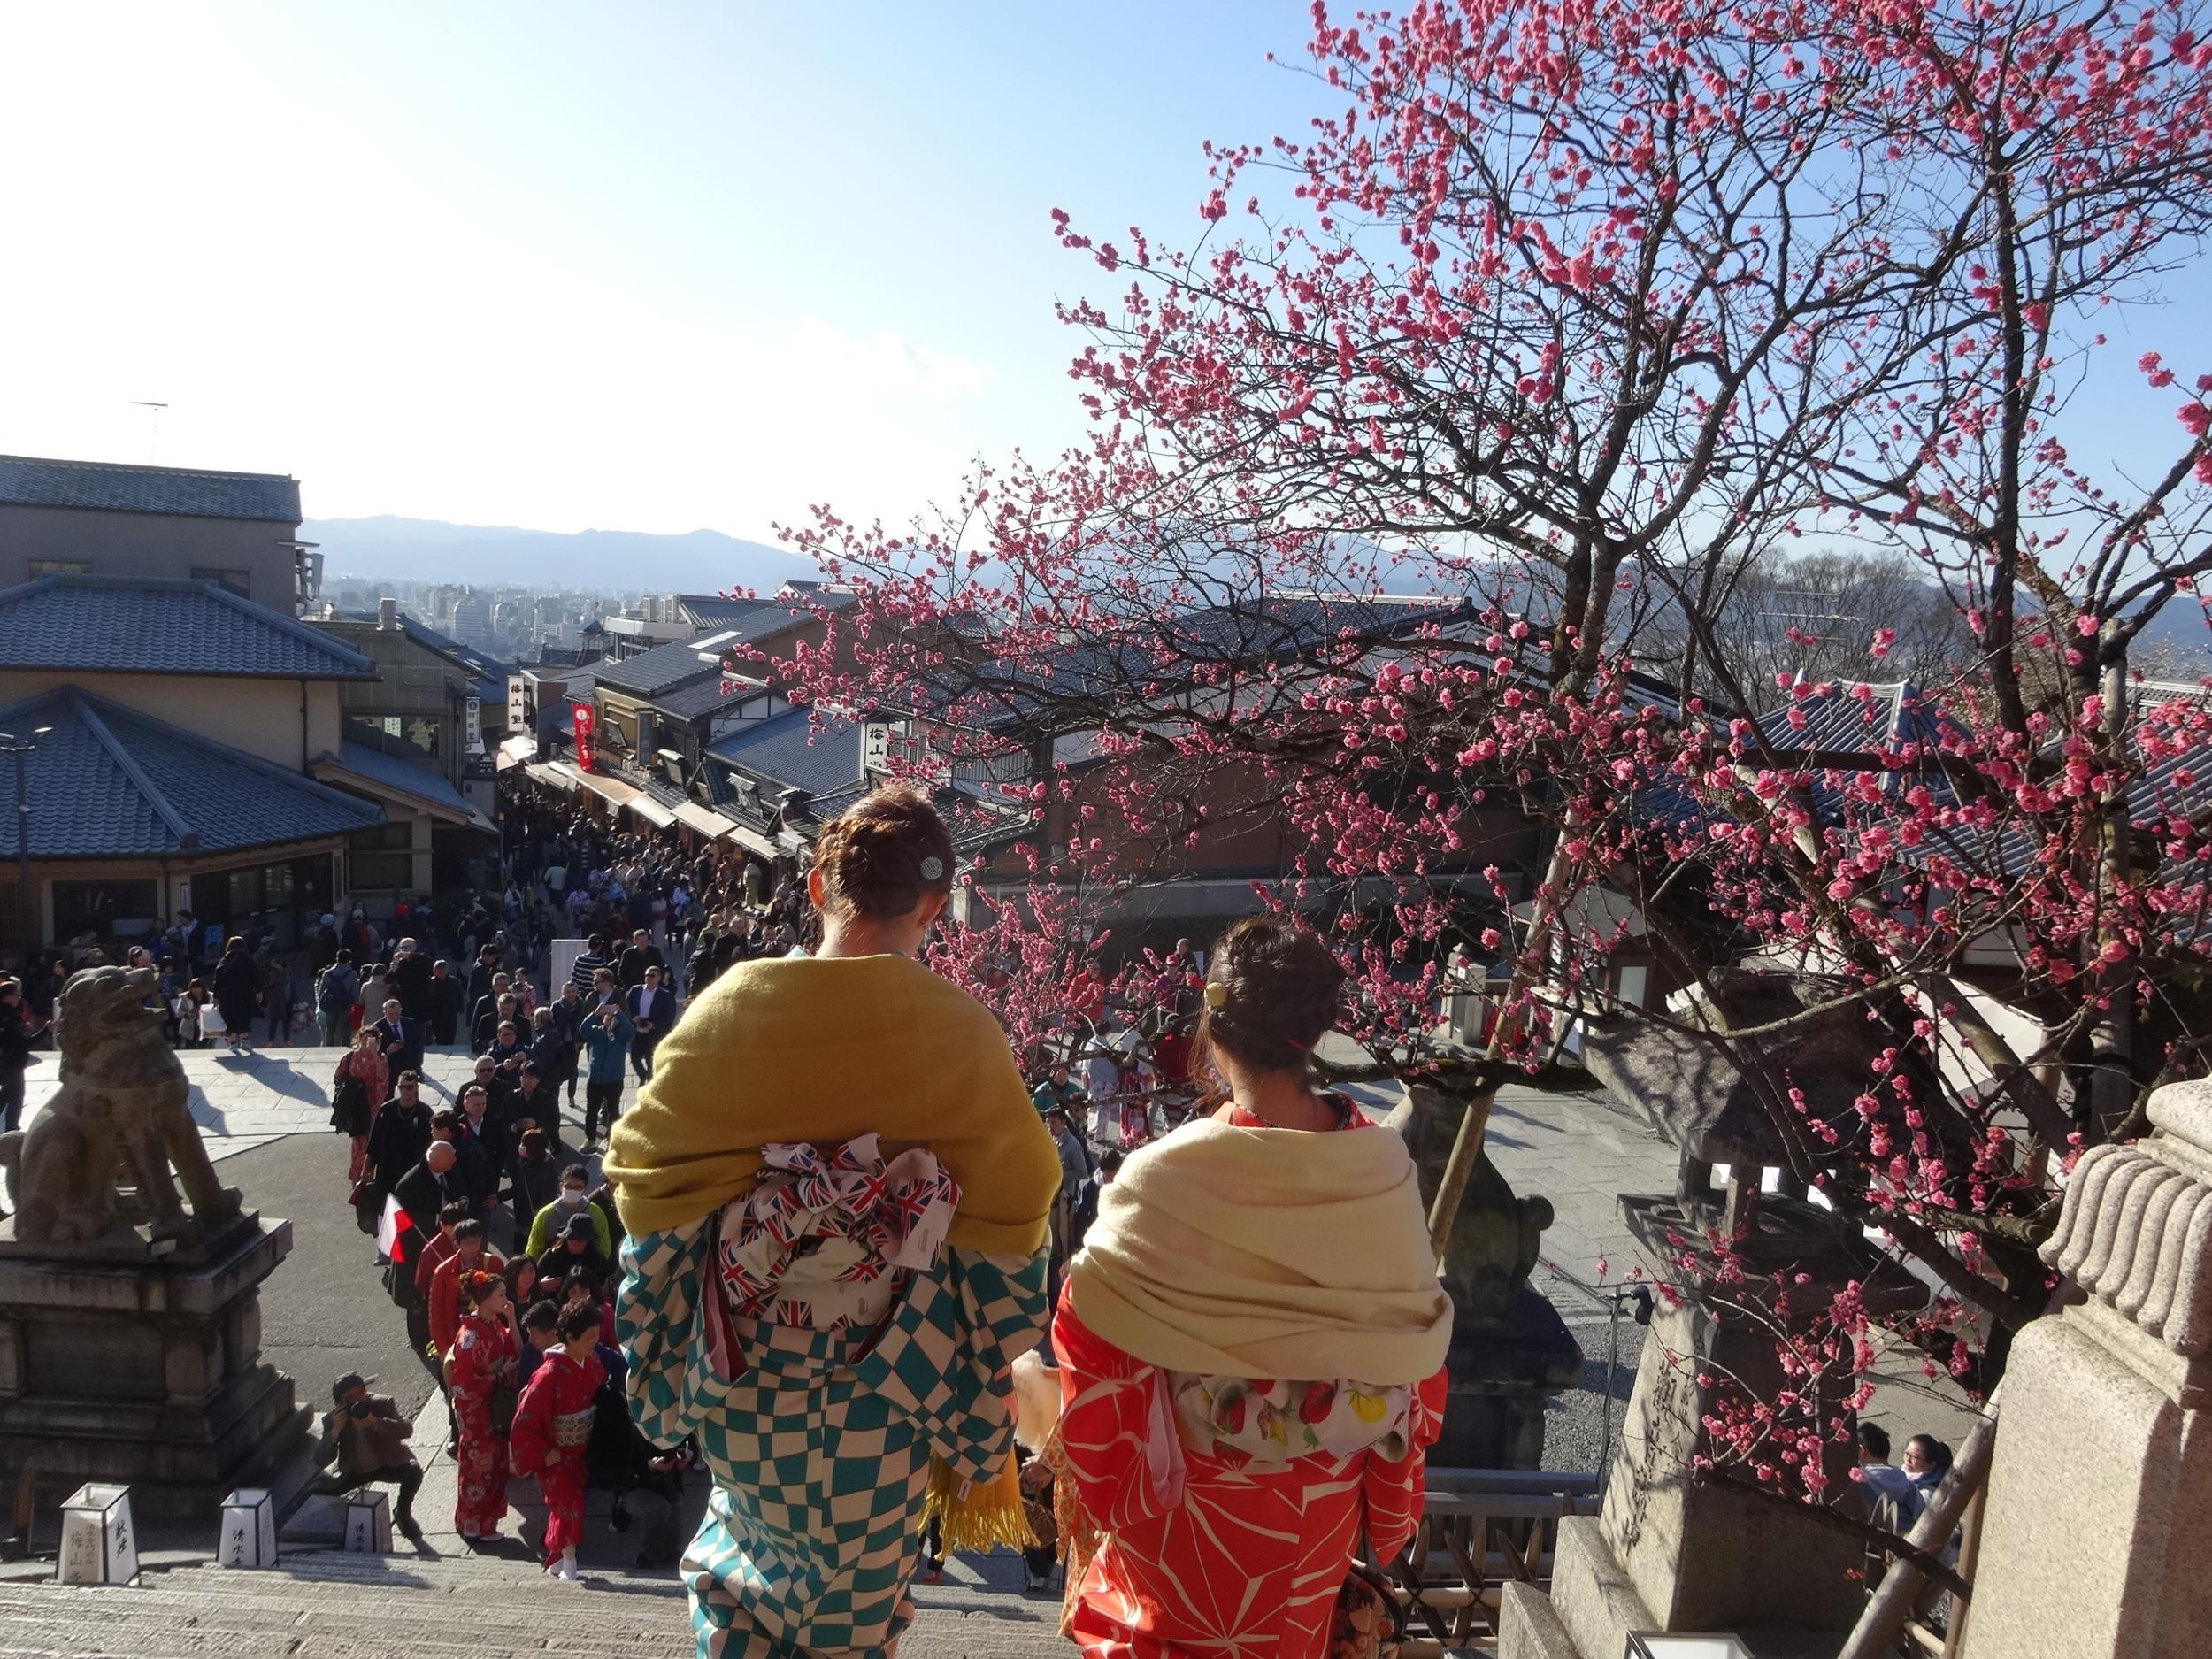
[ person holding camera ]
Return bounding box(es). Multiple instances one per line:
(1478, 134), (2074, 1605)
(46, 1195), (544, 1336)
(312, 1373), (423, 1541)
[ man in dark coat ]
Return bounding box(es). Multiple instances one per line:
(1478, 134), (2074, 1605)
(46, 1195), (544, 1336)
(386, 939), (434, 1025)
(392, 1141), (469, 1247)
(426, 959), (465, 1046)
(365, 1072), (434, 1207)
(369, 997), (425, 1079)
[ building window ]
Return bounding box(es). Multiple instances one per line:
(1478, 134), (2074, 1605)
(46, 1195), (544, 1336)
(190, 566), (251, 598)
(347, 712), (443, 761)
(348, 823), (414, 891)
(51, 879), (159, 942)
(27, 559), (89, 578)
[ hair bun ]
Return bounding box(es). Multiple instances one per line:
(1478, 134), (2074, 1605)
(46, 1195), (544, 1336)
(1194, 915), (1344, 1076)
(812, 787), (956, 919)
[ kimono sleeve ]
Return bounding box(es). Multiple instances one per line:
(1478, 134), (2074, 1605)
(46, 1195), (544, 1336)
(617, 1221), (706, 1448)
(1051, 1291), (1187, 1531)
(1362, 1363), (1448, 1563)
(509, 1368), (557, 1477)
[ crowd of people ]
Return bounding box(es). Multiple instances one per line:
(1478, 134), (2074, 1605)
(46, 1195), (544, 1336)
(0, 761), (1960, 1658)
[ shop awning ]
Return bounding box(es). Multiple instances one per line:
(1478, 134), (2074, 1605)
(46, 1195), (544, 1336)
(524, 762), (574, 790)
(726, 821), (780, 860)
(628, 794), (676, 830)
(673, 800), (733, 840)
(579, 772), (639, 808)
(497, 734), (537, 772)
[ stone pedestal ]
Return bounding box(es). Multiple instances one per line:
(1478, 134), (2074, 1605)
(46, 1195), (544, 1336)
(1391, 1087), (1583, 1466)
(1961, 1081), (2212, 1659)
(0, 1215), (307, 1525)
(1505, 1192), (1916, 1659)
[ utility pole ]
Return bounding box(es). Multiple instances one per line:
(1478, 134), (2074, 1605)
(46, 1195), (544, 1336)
(0, 728), (51, 952)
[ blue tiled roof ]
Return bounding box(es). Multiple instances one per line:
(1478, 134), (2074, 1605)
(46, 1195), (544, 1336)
(0, 455), (301, 522)
(708, 708), (863, 797)
(0, 687), (385, 858)
(0, 577), (375, 679)
(1755, 680), (1960, 756)
(317, 741), (475, 823)
(594, 635), (733, 698)
(675, 594), (774, 629)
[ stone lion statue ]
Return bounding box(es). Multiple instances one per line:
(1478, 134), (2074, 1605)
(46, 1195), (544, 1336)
(0, 964), (242, 1247)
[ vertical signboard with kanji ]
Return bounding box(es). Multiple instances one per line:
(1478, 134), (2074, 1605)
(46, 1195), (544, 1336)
(572, 703), (596, 772)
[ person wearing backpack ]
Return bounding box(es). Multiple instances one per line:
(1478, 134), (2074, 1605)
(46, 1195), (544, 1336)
(317, 949), (360, 1047)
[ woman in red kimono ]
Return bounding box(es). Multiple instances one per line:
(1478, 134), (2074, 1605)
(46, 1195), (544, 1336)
(445, 1270), (518, 1546)
(1055, 916), (1454, 1659)
(332, 1029), (388, 1204)
(510, 1301), (606, 1580)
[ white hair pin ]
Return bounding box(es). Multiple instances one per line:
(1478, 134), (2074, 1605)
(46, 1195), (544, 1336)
(918, 856), (945, 880)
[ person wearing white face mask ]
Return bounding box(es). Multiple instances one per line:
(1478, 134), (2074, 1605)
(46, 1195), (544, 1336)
(524, 1163), (611, 1260)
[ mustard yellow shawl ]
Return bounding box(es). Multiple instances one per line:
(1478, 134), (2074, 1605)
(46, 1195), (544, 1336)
(604, 953), (1060, 1256)
(1066, 1118), (1452, 1386)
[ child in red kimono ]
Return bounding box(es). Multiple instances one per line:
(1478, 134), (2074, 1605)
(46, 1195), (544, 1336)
(446, 1271), (518, 1545)
(511, 1301), (607, 1580)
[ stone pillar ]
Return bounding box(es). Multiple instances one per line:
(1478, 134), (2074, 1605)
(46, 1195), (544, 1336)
(1962, 1080), (2212, 1659)
(1504, 1190), (1919, 1659)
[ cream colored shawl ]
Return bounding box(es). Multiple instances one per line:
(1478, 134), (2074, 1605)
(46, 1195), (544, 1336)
(1065, 1118), (1452, 1386)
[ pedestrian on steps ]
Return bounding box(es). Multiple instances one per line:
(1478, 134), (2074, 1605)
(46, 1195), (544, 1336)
(446, 1270), (518, 1548)
(510, 1301), (606, 1581)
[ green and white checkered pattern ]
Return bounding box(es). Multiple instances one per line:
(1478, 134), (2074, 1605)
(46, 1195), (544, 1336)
(620, 1223), (1047, 1658)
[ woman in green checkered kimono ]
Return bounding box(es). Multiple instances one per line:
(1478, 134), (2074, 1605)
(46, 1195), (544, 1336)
(607, 789), (1063, 1658)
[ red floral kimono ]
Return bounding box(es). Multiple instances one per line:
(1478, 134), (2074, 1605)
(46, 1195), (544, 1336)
(1054, 1100), (1448, 1659)
(447, 1311), (517, 1540)
(510, 1347), (606, 1563)
(1055, 1302), (1446, 1659)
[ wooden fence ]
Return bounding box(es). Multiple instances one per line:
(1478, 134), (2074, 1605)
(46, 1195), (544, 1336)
(1386, 1468), (1600, 1655)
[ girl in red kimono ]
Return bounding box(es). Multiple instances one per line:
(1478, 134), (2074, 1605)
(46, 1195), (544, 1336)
(510, 1301), (606, 1580)
(446, 1271), (518, 1545)
(1055, 917), (1454, 1659)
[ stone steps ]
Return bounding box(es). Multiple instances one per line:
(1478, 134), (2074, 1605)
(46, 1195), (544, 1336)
(0, 1548), (1071, 1658)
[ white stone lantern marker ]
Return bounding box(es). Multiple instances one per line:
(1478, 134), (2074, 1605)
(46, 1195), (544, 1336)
(218, 1486), (277, 1569)
(341, 1486), (392, 1554)
(56, 1483), (137, 1585)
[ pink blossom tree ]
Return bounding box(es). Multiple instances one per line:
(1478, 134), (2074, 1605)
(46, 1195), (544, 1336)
(770, 0), (2212, 1520)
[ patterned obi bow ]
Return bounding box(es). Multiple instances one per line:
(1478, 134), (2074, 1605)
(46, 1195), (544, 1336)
(715, 1135), (962, 1335)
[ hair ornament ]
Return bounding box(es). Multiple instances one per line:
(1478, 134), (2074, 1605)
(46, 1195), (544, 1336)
(1204, 980), (1230, 1009)
(918, 855), (945, 880)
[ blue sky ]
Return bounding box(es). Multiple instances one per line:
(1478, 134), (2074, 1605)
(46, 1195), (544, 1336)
(0, 3), (1320, 538)
(1, 3), (2206, 559)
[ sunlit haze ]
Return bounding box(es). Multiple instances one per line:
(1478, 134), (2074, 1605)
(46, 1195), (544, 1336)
(0, 2), (1312, 539)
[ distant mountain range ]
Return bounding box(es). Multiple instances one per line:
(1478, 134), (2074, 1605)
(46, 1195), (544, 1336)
(305, 516), (818, 595)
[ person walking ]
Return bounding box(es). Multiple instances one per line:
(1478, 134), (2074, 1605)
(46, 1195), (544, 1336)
(0, 977), (31, 1134)
(331, 1028), (388, 1207)
(1052, 915), (1453, 1659)
(316, 949), (360, 1048)
(427, 957), (465, 1046)
(446, 1270), (518, 1547)
(626, 964), (674, 1083)
(212, 936), (261, 1052)
(509, 1302), (606, 1581)
(580, 998), (633, 1151)
(605, 787), (1060, 1658)
(263, 955), (298, 1048)
(526, 1163), (611, 1259)
(365, 1071), (434, 1216)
